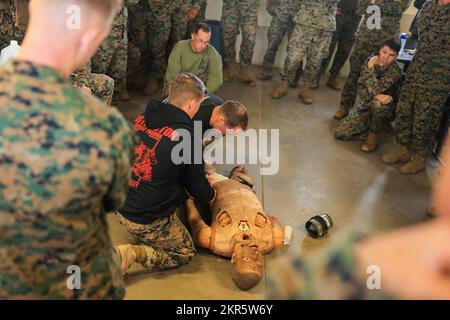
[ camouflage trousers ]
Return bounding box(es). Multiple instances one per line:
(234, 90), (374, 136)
(0, 8), (24, 51)
(335, 100), (394, 141)
(116, 212), (196, 270)
(91, 33), (128, 100)
(145, 0), (190, 78)
(266, 232), (393, 299)
(262, 11), (297, 68)
(221, 0), (260, 66)
(281, 25), (333, 84)
(321, 13), (360, 79)
(340, 39), (384, 111)
(89, 74), (115, 106)
(395, 83), (448, 157)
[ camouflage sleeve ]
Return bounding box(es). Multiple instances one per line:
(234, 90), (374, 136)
(358, 59), (401, 101)
(72, 61), (92, 88)
(267, 232), (378, 300)
(103, 109), (136, 212)
(374, 0), (411, 15)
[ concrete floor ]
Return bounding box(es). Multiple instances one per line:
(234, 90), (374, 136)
(108, 66), (433, 300)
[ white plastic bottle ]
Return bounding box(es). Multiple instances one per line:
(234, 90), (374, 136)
(0, 40), (21, 66)
(400, 33), (408, 55)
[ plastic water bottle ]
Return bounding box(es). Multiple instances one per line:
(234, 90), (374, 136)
(0, 40), (21, 66)
(400, 33), (408, 55)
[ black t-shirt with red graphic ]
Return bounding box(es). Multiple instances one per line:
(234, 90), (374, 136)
(119, 99), (215, 224)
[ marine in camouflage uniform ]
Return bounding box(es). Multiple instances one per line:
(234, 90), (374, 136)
(335, 56), (402, 147)
(221, 0), (260, 86)
(383, 0), (450, 175)
(0, 59), (134, 299)
(271, 0), (340, 104)
(91, 0), (139, 103)
(335, 0), (411, 120)
(187, 0), (207, 34)
(266, 233), (393, 299)
(72, 61), (115, 106)
(319, 0), (361, 90)
(257, 0), (302, 83)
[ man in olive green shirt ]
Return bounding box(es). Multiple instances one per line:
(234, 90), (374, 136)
(165, 22), (223, 95)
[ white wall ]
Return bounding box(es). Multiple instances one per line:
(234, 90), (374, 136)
(205, 0), (418, 74)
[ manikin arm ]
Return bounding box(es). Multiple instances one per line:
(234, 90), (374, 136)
(185, 198), (212, 249)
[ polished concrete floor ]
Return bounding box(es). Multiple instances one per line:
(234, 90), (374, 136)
(109, 66), (433, 300)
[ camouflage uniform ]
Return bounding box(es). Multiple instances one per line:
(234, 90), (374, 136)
(116, 212), (196, 270)
(261, 0), (302, 69)
(0, 59), (134, 299)
(281, 0), (340, 85)
(335, 58), (402, 140)
(320, 0), (361, 80)
(267, 233), (393, 299)
(145, 0), (191, 79)
(72, 61), (115, 106)
(339, 0), (411, 112)
(395, 0), (450, 157)
(187, 0), (207, 34)
(221, 0), (260, 66)
(92, 0), (139, 101)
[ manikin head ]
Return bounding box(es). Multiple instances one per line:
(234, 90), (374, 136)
(231, 233), (264, 290)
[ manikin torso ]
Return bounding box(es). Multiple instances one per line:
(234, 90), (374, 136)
(207, 172), (275, 258)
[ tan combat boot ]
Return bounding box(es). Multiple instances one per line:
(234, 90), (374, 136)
(361, 132), (379, 153)
(223, 63), (238, 82)
(382, 146), (411, 164)
(118, 90), (130, 102)
(143, 78), (159, 96)
(257, 66), (273, 81)
(116, 244), (138, 275)
(326, 77), (341, 91)
(399, 154), (426, 175)
(271, 81), (289, 99)
(298, 84), (313, 104)
(333, 107), (349, 120)
(238, 65), (256, 86)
